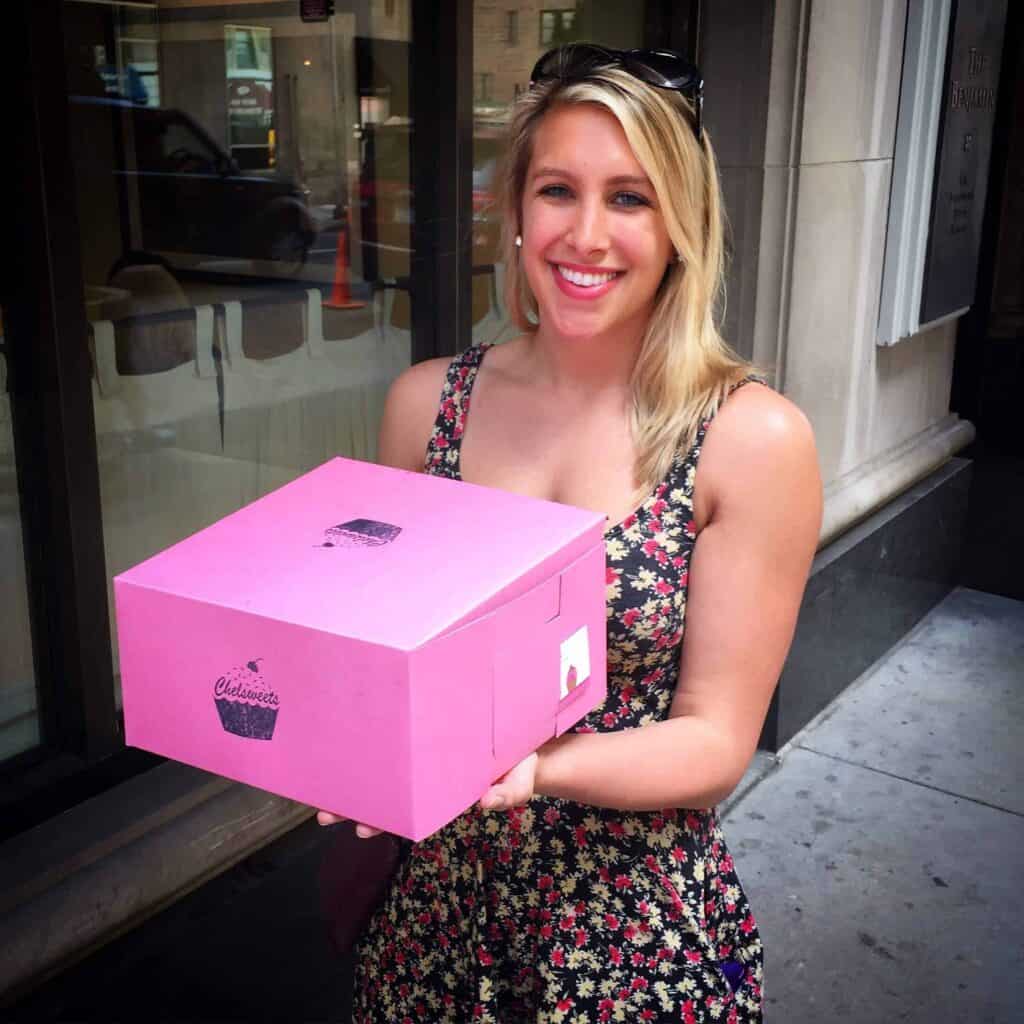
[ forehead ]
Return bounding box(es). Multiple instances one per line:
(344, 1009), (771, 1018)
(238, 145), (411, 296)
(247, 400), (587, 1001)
(529, 103), (646, 178)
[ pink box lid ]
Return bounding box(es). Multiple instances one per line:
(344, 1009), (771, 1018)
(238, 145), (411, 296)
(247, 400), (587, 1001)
(115, 457), (607, 651)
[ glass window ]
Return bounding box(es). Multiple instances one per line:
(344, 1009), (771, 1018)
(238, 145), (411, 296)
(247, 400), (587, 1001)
(0, 306), (41, 763)
(62, 0), (413, 704)
(539, 9), (576, 47)
(471, 2), (646, 349)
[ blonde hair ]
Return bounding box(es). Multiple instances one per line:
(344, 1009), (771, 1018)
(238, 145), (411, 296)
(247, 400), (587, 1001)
(498, 65), (755, 499)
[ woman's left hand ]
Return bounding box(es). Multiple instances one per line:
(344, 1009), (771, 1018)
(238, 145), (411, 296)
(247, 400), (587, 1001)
(479, 751), (538, 811)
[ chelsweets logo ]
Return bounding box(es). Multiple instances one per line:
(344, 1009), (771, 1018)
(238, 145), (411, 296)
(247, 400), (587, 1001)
(213, 658), (280, 741)
(315, 518), (402, 549)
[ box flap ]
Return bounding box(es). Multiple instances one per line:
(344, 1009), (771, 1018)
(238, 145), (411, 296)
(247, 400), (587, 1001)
(115, 457), (606, 652)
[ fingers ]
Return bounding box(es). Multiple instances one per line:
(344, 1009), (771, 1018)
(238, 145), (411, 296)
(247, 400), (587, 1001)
(479, 787), (508, 811)
(316, 810), (347, 826)
(315, 811), (382, 838)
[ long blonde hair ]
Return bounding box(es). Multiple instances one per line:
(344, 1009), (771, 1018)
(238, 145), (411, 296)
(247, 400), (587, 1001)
(498, 65), (754, 499)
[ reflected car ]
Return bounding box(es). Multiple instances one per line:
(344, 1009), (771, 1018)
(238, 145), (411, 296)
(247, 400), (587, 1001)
(70, 96), (316, 278)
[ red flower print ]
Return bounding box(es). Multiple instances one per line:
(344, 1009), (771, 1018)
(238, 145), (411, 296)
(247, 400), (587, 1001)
(609, 946), (623, 966)
(538, 874), (554, 890)
(557, 999), (574, 1012)
(740, 913), (756, 934)
(605, 913), (620, 930)
(551, 948), (565, 967)
(544, 806), (561, 826)
(614, 874), (631, 890)
(656, 580), (673, 596)
(476, 946), (493, 966)
(606, 566), (620, 584)
(574, 928), (588, 947)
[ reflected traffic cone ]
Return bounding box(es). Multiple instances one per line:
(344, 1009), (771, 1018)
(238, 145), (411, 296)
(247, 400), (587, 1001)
(324, 215), (365, 310)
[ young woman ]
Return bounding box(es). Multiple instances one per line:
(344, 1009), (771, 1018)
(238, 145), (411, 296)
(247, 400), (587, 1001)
(320, 44), (822, 1023)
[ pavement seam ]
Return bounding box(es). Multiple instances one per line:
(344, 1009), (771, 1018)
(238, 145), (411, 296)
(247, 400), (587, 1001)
(791, 743), (1024, 819)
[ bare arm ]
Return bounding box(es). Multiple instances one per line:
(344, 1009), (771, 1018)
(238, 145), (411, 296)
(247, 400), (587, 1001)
(488, 385), (823, 812)
(375, 356), (451, 471)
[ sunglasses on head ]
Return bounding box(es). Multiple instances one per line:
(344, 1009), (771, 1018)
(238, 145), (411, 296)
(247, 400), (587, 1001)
(529, 43), (704, 143)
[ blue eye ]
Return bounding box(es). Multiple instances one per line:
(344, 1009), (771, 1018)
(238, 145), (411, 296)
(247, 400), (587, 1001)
(613, 192), (649, 208)
(539, 184), (571, 199)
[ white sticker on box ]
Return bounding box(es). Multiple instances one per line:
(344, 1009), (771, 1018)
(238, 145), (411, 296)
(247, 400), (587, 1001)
(559, 625), (591, 699)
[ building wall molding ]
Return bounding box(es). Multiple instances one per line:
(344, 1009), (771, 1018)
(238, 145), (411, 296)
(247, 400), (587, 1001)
(877, 0), (954, 346)
(820, 411), (975, 546)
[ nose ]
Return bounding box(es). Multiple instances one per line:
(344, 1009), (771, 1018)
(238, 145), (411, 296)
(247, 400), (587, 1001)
(567, 194), (609, 256)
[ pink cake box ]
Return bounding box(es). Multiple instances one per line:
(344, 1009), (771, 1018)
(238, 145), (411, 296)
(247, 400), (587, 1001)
(114, 456), (607, 841)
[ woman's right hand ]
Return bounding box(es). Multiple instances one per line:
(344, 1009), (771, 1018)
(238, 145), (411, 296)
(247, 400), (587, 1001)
(315, 810), (385, 839)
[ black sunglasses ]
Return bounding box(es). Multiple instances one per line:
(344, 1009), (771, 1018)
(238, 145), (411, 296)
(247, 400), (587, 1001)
(529, 44), (704, 143)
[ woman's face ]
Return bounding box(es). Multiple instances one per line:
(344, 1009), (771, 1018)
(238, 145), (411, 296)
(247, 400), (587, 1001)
(520, 102), (674, 345)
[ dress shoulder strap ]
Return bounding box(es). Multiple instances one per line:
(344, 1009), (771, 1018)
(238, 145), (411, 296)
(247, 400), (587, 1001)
(424, 343), (492, 476)
(677, 374), (769, 488)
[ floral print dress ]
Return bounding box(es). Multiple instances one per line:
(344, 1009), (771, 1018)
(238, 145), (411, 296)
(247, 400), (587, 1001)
(352, 343), (765, 1023)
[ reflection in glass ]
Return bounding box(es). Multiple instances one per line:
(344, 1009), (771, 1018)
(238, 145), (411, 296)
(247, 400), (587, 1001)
(470, 2), (645, 347)
(0, 308), (41, 761)
(63, 0), (413, 699)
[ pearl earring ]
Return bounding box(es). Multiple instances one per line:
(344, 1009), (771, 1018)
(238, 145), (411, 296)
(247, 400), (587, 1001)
(515, 234), (522, 248)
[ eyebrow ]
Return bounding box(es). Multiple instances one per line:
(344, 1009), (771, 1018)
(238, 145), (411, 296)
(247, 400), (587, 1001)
(531, 166), (653, 188)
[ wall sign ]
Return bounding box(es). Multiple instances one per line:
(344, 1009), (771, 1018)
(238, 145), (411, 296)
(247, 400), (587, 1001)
(920, 0), (1007, 325)
(300, 0), (333, 23)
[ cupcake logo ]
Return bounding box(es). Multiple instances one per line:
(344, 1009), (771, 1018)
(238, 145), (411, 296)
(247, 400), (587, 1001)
(213, 658), (280, 741)
(316, 518), (402, 549)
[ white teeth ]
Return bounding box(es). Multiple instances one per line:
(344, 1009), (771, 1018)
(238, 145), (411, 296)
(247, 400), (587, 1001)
(557, 265), (617, 287)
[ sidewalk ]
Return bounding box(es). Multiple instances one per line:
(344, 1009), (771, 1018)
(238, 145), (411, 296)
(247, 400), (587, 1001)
(8, 587), (1022, 1023)
(720, 586), (1024, 1022)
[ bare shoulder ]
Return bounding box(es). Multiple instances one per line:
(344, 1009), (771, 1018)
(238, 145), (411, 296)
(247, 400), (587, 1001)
(698, 381), (821, 522)
(377, 355), (453, 471)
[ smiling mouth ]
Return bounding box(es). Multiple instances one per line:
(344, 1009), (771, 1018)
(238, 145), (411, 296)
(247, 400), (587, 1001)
(554, 264), (622, 288)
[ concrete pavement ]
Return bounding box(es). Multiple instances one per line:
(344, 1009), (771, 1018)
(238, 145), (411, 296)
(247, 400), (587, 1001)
(721, 587), (1024, 1022)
